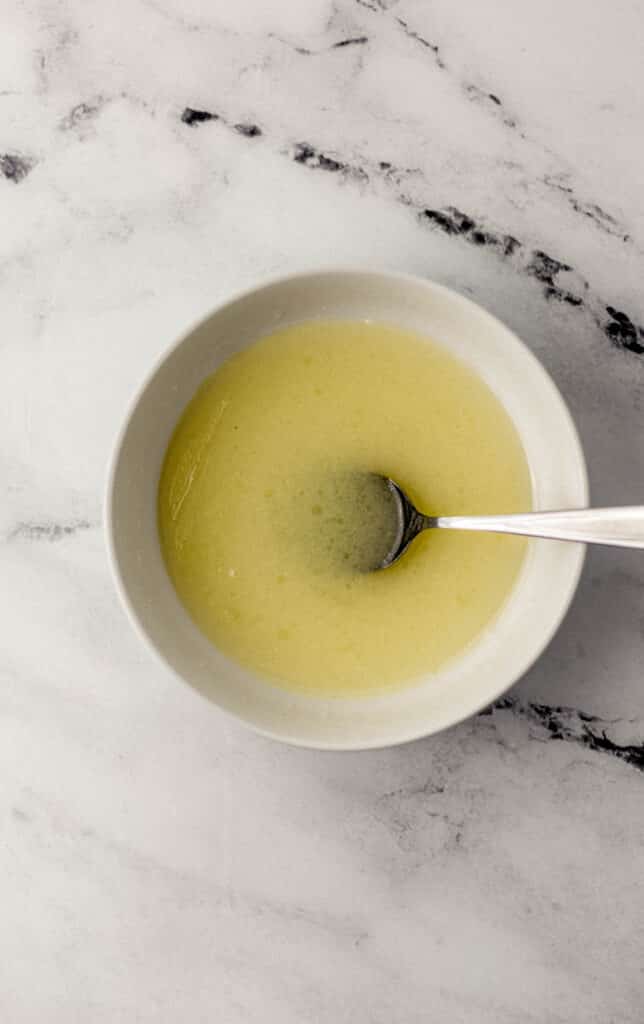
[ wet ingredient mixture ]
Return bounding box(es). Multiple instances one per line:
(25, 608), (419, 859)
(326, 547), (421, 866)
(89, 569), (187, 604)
(158, 320), (532, 696)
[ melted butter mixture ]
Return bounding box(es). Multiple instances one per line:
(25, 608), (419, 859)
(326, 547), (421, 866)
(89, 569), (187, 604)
(158, 320), (532, 696)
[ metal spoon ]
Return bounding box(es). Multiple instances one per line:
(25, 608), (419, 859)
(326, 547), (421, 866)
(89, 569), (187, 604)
(377, 476), (644, 569)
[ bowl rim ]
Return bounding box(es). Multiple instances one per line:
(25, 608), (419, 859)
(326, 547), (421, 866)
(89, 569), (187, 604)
(105, 267), (589, 750)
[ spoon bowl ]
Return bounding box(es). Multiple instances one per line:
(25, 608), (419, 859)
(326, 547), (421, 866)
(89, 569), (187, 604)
(378, 478), (437, 569)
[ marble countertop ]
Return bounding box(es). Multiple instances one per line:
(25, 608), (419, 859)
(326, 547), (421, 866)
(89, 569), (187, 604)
(2, 1), (644, 1020)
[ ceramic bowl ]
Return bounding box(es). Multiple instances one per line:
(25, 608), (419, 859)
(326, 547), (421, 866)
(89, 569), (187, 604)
(106, 269), (588, 749)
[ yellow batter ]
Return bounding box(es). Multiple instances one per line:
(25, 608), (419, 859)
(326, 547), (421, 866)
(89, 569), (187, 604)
(158, 320), (531, 697)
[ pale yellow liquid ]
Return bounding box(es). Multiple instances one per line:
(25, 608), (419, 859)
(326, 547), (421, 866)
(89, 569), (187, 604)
(158, 320), (532, 697)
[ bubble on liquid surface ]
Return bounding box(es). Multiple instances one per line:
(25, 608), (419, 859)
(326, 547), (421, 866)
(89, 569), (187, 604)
(276, 470), (400, 575)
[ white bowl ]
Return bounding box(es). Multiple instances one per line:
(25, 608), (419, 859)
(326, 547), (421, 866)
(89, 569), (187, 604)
(106, 269), (588, 750)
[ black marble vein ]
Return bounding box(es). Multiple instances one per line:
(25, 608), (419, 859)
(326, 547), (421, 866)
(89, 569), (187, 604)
(0, 152), (35, 183)
(292, 141), (368, 182)
(273, 33), (368, 57)
(180, 107), (263, 141)
(543, 175), (629, 240)
(332, 36), (368, 48)
(392, 9), (522, 134)
(394, 16), (445, 68)
(181, 107), (218, 126)
(604, 307), (644, 355)
(464, 83), (518, 129)
(293, 142), (345, 173)
(7, 519), (96, 542)
(360, 0), (526, 137)
(485, 698), (644, 773)
(234, 123), (262, 137)
(525, 250), (583, 306)
(421, 207), (519, 255)
(571, 199), (627, 239)
(418, 203), (643, 353)
(60, 100), (103, 131)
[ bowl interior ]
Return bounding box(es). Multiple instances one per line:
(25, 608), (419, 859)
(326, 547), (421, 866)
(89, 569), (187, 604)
(107, 271), (587, 749)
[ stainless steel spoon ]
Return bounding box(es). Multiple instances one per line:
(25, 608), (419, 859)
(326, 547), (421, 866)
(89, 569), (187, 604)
(377, 476), (644, 569)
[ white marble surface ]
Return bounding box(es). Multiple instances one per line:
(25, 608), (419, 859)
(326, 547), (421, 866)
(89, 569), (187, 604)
(2, 1), (644, 1020)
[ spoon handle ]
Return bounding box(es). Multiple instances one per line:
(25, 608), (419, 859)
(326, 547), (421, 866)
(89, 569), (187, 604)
(435, 507), (644, 548)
